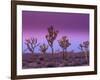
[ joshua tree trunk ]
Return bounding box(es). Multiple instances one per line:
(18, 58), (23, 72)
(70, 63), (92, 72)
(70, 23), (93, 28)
(32, 48), (34, 54)
(65, 48), (68, 59)
(84, 51), (88, 62)
(65, 48), (67, 53)
(51, 46), (54, 56)
(50, 44), (54, 56)
(62, 49), (65, 59)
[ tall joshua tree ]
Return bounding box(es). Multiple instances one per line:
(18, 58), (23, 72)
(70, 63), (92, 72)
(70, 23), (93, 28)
(45, 25), (58, 56)
(39, 43), (48, 55)
(58, 36), (71, 59)
(25, 37), (39, 54)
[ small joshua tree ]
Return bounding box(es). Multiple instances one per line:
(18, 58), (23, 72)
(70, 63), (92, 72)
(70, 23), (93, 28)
(83, 41), (89, 52)
(25, 37), (39, 54)
(79, 41), (89, 61)
(45, 25), (59, 56)
(58, 36), (71, 59)
(39, 43), (48, 55)
(79, 44), (84, 52)
(79, 41), (89, 52)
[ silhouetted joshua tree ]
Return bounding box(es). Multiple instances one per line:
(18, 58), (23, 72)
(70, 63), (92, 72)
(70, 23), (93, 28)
(79, 44), (84, 52)
(45, 25), (59, 56)
(25, 37), (39, 54)
(83, 41), (89, 52)
(39, 43), (48, 55)
(58, 36), (71, 59)
(79, 41), (89, 61)
(79, 41), (89, 52)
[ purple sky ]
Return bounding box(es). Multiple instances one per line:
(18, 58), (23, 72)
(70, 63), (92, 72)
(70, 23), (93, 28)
(22, 11), (89, 53)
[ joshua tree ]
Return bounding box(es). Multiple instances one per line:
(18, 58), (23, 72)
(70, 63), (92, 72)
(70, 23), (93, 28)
(45, 25), (59, 56)
(79, 41), (89, 61)
(83, 41), (89, 52)
(58, 36), (71, 59)
(79, 44), (84, 52)
(25, 37), (39, 54)
(39, 43), (48, 55)
(79, 41), (89, 52)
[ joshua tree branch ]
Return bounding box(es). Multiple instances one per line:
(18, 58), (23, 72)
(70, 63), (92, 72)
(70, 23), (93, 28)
(25, 37), (39, 54)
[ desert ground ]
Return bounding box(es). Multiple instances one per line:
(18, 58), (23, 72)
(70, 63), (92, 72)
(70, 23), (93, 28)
(22, 52), (89, 69)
